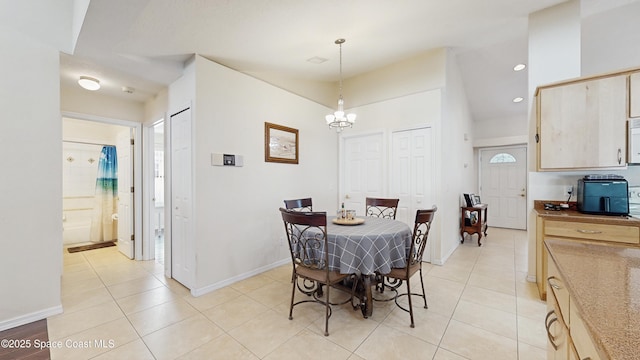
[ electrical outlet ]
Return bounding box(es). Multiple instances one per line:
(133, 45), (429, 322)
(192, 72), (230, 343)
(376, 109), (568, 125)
(565, 185), (574, 197)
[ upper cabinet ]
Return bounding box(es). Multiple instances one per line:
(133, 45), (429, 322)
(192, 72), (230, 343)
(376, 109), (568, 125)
(630, 72), (640, 118)
(536, 75), (627, 171)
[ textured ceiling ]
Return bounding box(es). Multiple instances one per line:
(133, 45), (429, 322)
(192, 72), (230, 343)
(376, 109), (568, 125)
(55, 0), (640, 122)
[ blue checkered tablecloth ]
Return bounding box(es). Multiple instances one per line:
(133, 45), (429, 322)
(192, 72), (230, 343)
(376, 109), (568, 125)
(316, 217), (412, 275)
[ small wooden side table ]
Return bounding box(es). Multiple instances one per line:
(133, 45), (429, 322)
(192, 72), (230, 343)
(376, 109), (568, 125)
(460, 204), (488, 246)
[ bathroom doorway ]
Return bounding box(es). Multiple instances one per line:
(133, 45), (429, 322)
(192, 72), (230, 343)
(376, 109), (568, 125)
(150, 121), (165, 265)
(62, 115), (142, 259)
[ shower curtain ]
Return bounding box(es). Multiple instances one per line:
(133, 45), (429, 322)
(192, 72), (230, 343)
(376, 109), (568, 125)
(90, 146), (118, 242)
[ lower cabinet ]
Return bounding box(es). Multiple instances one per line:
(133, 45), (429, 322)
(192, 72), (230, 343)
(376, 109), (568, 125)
(546, 293), (570, 359)
(546, 252), (604, 360)
(536, 215), (640, 300)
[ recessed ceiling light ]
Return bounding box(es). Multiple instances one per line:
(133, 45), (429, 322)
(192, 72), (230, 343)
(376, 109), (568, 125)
(513, 63), (526, 71)
(78, 76), (100, 91)
(513, 97), (524, 103)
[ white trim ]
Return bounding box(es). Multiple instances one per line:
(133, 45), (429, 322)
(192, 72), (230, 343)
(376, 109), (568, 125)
(141, 117), (166, 261)
(190, 259), (290, 297)
(473, 135), (528, 148)
(0, 305), (62, 332)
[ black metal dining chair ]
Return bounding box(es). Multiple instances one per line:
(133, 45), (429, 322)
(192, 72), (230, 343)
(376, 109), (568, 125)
(365, 197), (400, 219)
(377, 206), (437, 327)
(283, 197), (313, 211)
(279, 207), (357, 336)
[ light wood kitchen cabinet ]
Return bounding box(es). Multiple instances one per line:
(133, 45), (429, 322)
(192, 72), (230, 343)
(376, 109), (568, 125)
(630, 72), (640, 118)
(546, 253), (603, 360)
(546, 292), (570, 360)
(546, 258), (570, 360)
(537, 75), (627, 170)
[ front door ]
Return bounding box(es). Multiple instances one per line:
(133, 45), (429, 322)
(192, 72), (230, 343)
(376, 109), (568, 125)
(479, 146), (527, 230)
(116, 128), (134, 259)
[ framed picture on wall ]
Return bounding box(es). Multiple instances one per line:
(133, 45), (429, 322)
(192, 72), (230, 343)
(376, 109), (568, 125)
(265, 122), (299, 164)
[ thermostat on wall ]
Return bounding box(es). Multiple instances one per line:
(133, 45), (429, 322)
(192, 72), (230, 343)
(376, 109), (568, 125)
(212, 153), (243, 167)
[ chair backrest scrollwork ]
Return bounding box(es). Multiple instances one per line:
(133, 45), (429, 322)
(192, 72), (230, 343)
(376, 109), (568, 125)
(408, 206), (437, 266)
(365, 197), (400, 219)
(279, 208), (328, 271)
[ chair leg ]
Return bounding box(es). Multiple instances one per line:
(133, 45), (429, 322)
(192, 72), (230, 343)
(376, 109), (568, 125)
(419, 268), (428, 309)
(289, 275), (296, 320)
(406, 278), (415, 328)
(324, 284), (330, 336)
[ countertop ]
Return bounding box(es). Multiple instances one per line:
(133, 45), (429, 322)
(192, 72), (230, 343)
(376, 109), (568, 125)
(545, 239), (640, 360)
(533, 200), (640, 226)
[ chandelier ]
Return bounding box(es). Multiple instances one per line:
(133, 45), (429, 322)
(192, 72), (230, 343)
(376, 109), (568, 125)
(325, 38), (356, 132)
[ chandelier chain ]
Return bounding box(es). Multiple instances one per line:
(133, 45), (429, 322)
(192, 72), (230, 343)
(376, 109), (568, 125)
(338, 40), (343, 98)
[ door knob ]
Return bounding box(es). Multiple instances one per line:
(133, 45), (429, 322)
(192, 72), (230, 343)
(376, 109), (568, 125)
(520, 194), (525, 197)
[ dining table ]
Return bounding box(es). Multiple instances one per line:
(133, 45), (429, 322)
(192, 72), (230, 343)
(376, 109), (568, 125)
(311, 216), (413, 318)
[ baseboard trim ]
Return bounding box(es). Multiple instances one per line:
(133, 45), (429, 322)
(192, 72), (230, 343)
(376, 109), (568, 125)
(0, 305), (63, 332)
(190, 258), (290, 297)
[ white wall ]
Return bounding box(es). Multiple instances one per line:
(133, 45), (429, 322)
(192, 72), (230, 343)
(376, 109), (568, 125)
(347, 49), (447, 108)
(441, 48), (475, 262)
(342, 48), (473, 265)
(474, 114), (528, 141)
(61, 85), (145, 123)
(581, 1), (640, 77)
(175, 56), (339, 293)
(0, 31), (63, 330)
(526, 0), (586, 282)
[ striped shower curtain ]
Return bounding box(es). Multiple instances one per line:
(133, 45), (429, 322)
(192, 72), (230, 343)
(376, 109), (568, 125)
(90, 146), (118, 242)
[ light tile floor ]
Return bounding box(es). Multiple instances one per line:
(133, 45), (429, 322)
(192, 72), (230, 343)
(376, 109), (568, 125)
(48, 228), (547, 359)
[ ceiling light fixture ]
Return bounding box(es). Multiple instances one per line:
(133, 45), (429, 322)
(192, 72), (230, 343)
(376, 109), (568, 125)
(513, 63), (526, 71)
(78, 76), (101, 91)
(513, 97), (524, 103)
(325, 38), (356, 132)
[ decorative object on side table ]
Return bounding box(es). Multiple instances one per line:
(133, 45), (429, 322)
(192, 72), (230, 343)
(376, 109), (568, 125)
(463, 193), (473, 207)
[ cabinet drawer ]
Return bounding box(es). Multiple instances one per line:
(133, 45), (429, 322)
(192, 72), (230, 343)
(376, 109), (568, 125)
(570, 298), (603, 360)
(544, 221), (639, 244)
(547, 258), (569, 324)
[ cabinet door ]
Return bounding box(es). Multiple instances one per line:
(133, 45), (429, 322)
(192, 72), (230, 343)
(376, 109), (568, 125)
(630, 72), (640, 118)
(546, 294), (570, 360)
(538, 75), (627, 170)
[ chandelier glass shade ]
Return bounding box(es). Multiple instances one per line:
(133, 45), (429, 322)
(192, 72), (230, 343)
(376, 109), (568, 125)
(326, 39), (356, 132)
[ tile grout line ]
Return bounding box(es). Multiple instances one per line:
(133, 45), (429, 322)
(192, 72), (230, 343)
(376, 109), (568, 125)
(430, 233), (483, 359)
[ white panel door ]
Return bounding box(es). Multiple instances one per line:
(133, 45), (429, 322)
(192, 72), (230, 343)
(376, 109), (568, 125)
(480, 146), (527, 230)
(116, 128), (134, 259)
(391, 128), (433, 260)
(341, 133), (384, 215)
(170, 108), (193, 288)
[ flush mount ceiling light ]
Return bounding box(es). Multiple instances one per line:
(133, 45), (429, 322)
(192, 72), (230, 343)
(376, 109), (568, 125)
(78, 76), (100, 91)
(325, 38), (356, 132)
(513, 97), (524, 103)
(513, 63), (526, 71)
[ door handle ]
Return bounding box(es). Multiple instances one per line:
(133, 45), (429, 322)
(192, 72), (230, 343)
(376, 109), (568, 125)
(520, 194), (525, 197)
